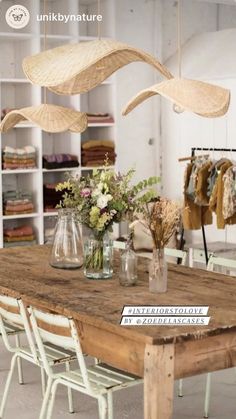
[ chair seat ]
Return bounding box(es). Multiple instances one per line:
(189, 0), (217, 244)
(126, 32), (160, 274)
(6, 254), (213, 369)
(20, 342), (76, 365)
(58, 362), (142, 393)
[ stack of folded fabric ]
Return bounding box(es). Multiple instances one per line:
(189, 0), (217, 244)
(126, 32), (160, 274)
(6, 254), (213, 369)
(3, 190), (34, 216)
(43, 154), (79, 170)
(2, 146), (37, 170)
(87, 113), (114, 124)
(81, 140), (116, 167)
(3, 225), (36, 248)
(44, 183), (67, 212)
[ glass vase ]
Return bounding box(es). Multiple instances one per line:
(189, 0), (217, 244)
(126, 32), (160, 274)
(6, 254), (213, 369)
(149, 248), (167, 293)
(50, 208), (83, 269)
(83, 233), (113, 279)
(119, 239), (138, 286)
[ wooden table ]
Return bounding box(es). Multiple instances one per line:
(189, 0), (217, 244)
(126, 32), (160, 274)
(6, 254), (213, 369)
(0, 245), (236, 419)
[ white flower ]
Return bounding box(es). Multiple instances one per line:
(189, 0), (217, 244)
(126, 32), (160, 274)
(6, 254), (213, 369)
(97, 194), (113, 209)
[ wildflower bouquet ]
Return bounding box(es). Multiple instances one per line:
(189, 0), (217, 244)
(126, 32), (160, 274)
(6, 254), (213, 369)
(56, 165), (159, 276)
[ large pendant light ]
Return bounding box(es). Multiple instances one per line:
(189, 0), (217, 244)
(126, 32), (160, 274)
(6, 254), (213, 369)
(22, 0), (173, 95)
(0, 104), (88, 133)
(122, 0), (230, 118)
(0, 0), (88, 134)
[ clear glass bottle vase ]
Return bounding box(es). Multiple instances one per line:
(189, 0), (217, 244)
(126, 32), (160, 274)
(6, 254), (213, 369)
(83, 232), (113, 280)
(149, 248), (167, 293)
(119, 239), (138, 286)
(50, 208), (83, 269)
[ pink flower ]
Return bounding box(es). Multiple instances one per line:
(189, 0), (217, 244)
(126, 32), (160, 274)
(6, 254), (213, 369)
(80, 188), (91, 198)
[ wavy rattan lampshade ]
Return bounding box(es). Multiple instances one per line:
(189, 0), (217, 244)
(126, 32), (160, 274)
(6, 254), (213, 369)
(22, 39), (173, 95)
(122, 78), (230, 118)
(0, 104), (88, 133)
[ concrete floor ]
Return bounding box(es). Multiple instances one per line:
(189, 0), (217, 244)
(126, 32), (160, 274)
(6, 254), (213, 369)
(0, 338), (235, 419)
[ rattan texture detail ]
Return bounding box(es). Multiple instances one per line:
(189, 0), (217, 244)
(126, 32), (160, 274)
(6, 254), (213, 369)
(122, 78), (230, 118)
(22, 39), (174, 95)
(0, 104), (88, 133)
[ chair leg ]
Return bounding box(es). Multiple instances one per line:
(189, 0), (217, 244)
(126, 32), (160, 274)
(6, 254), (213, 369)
(107, 391), (113, 419)
(65, 361), (74, 413)
(46, 379), (59, 419)
(39, 377), (53, 419)
(204, 373), (211, 418)
(15, 335), (24, 385)
(178, 379), (183, 397)
(0, 353), (18, 418)
(98, 396), (108, 419)
(40, 367), (46, 396)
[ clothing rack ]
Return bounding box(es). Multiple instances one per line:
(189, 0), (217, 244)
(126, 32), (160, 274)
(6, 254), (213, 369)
(186, 147), (236, 265)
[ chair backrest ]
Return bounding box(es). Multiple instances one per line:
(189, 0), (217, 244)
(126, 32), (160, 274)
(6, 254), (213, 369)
(207, 254), (236, 274)
(164, 248), (187, 265)
(0, 295), (37, 359)
(189, 248), (214, 268)
(29, 307), (91, 389)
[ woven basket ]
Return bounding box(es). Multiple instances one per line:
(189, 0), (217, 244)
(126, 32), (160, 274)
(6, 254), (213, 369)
(122, 78), (230, 118)
(22, 39), (173, 95)
(0, 104), (88, 133)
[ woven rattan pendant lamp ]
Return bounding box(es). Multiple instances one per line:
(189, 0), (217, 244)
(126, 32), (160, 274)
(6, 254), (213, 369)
(0, 1), (87, 134)
(122, 0), (230, 118)
(22, 1), (173, 95)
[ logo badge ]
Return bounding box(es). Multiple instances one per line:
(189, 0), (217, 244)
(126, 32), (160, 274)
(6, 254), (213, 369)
(5, 5), (30, 29)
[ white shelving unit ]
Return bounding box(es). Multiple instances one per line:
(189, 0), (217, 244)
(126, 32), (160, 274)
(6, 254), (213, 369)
(0, 0), (117, 247)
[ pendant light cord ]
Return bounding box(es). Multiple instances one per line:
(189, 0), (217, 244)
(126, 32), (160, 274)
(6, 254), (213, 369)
(43, 0), (47, 104)
(177, 0), (182, 79)
(97, 0), (101, 40)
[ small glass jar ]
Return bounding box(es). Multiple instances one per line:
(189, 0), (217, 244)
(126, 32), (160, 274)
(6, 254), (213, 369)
(119, 238), (138, 286)
(83, 232), (113, 280)
(149, 248), (167, 293)
(50, 208), (83, 269)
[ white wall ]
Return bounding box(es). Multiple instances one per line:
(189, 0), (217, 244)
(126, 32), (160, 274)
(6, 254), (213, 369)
(114, 0), (163, 184)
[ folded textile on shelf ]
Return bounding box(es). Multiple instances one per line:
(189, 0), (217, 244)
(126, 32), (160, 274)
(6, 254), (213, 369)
(82, 140), (114, 150)
(4, 240), (37, 248)
(87, 113), (114, 124)
(81, 140), (116, 167)
(3, 190), (34, 216)
(43, 153), (79, 170)
(4, 225), (34, 238)
(43, 183), (68, 211)
(2, 145), (37, 170)
(3, 224), (36, 248)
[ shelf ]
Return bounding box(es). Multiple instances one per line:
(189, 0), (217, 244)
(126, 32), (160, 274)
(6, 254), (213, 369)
(40, 34), (73, 42)
(3, 213), (39, 220)
(44, 212), (58, 217)
(0, 78), (31, 84)
(0, 32), (33, 41)
(2, 169), (39, 175)
(88, 123), (115, 127)
(43, 167), (79, 173)
(14, 123), (37, 128)
(81, 165), (115, 171)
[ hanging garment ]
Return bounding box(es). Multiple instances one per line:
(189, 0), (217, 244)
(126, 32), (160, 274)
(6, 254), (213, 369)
(183, 162), (212, 230)
(209, 160), (236, 229)
(195, 160), (213, 206)
(223, 166), (236, 219)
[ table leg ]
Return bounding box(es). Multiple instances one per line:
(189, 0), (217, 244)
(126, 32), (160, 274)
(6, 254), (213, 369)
(144, 343), (174, 419)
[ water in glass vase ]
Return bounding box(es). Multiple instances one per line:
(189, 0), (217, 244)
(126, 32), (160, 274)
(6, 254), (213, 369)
(84, 234), (113, 279)
(149, 248), (167, 293)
